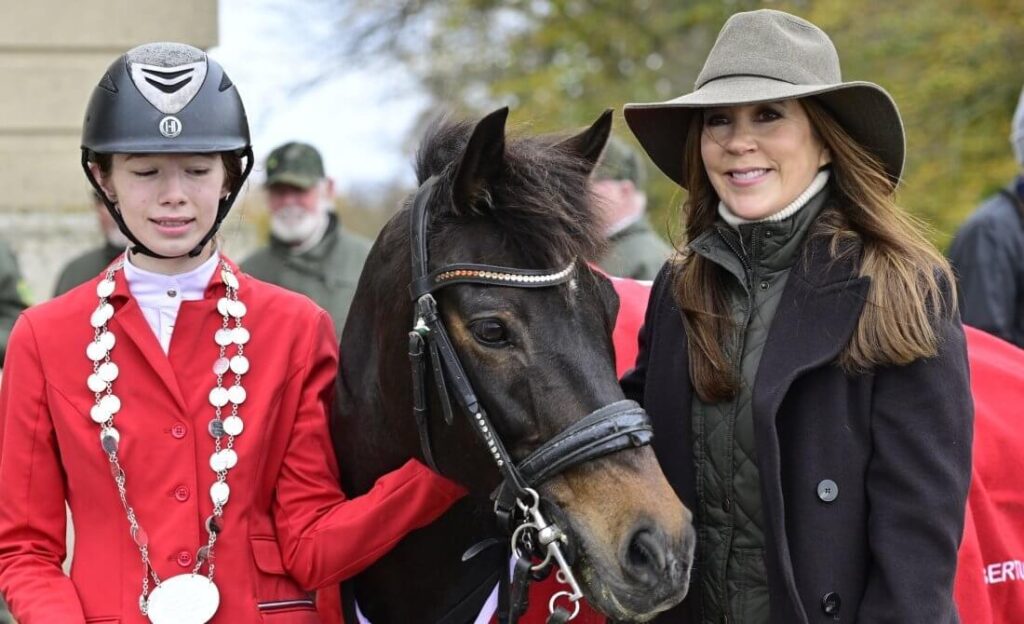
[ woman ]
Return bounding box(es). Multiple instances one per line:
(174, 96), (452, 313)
(0, 43), (463, 623)
(621, 10), (972, 624)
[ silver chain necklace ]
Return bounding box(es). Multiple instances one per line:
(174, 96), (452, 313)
(87, 258), (249, 624)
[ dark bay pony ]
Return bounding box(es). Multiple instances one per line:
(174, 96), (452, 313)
(332, 108), (694, 622)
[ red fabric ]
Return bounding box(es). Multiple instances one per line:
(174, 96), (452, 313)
(954, 327), (1024, 624)
(0, 258), (464, 624)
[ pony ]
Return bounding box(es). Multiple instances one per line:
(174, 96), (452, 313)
(331, 108), (694, 623)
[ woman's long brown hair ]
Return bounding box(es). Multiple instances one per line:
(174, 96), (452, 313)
(674, 97), (956, 403)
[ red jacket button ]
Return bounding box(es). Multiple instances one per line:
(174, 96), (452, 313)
(176, 550), (193, 567)
(173, 485), (190, 502)
(170, 424), (187, 439)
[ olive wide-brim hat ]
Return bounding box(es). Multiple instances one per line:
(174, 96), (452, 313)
(624, 9), (905, 189)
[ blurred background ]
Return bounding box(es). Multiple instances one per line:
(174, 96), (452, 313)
(2, 0), (1023, 301)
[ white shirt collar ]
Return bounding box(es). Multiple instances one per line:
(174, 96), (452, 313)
(123, 250), (221, 304)
(718, 169), (831, 228)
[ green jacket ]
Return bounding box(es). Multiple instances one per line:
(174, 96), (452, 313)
(597, 216), (672, 281)
(241, 215), (371, 339)
(688, 189), (828, 624)
(0, 240), (29, 366)
(53, 243), (123, 297)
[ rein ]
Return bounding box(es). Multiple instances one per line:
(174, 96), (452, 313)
(406, 175), (654, 623)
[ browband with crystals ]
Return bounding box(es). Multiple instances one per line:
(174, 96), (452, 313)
(409, 261), (575, 299)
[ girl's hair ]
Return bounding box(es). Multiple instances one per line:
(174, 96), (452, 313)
(673, 97), (956, 403)
(90, 151), (245, 194)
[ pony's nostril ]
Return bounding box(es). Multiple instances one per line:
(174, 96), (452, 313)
(623, 527), (669, 584)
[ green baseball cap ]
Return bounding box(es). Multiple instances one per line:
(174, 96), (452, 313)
(593, 136), (646, 187)
(265, 141), (325, 189)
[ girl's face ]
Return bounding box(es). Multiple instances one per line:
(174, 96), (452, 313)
(92, 153), (229, 265)
(700, 99), (830, 221)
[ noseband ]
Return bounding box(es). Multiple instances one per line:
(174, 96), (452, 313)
(406, 175), (654, 622)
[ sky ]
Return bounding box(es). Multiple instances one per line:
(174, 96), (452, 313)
(209, 0), (428, 194)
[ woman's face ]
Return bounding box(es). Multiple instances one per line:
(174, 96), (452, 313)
(700, 99), (830, 220)
(93, 153), (228, 259)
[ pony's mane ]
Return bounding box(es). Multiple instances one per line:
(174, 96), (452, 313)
(413, 117), (605, 266)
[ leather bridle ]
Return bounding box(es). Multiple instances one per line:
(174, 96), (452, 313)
(406, 175), (654, 622)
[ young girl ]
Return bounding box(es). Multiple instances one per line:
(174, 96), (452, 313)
(622, 10), (972, 623)
(0, 42), (463, 624)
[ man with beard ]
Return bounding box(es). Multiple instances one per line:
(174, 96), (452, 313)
(53, 192), (130, 296)
(592, 137), (672, 281)
(242, 142), (371, 337)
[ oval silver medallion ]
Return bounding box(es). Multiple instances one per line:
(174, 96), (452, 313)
(212, 357), (230, 376)
(208, 387), (229, 408)
(96, 279), (116, 299)
(214, 328), (233, 347)
(90, 304), (113, 328)
(99, 394), (121, 415)
(216, 297), (231, 317)
(100, 427), (120, 453)
(98, 361), (119, 383)
(209, 448), (238, 472)
(90, 404), (111, 424)
(210, 481), (230, 505)
(158, 115), (182, 139)
(87, 373), (108, 393)
(229, 355), (249, 375)
(227, 300), (247, 319)
(221, 270), (239, 290)
(208, 419), (225, 438)
(86, 341), (108, 362)
(222, 415), (243, 436)
(226, 385), (246, 405)
(231, 327), (250, 345)
(99, 331), (116, 351)
(145, 573), (219, 624)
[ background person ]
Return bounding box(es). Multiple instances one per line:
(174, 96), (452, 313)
(947, 83), (1024, 349)
(53, 192), (129, 297)
(622, 9), (972, 623)
(592, 137), (672, 280)
(241, 142), (371, 337)
(0, 239), (29, 369)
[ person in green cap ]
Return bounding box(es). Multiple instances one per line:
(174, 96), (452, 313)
(241, 142), (371, 337)
(0, 239), (29, 371)
(592, 136), (673, 281)
(52, 192), (129, 297)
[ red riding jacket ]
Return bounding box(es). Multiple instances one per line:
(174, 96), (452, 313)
(0, 258), (464, 624)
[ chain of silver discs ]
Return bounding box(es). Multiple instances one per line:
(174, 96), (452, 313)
(86, 259), (250, 615)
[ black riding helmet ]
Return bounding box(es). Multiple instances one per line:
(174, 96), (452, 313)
(81, 42), (254, 259)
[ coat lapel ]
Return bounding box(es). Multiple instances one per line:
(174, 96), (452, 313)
(752, 236), (870, 621)
(108, 298), (190, 415)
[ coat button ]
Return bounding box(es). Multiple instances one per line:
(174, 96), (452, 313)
(176, 550), (193, 567)
(817, 479), (839, 502)
(821, 591), (841, 615)
(173, 485), (190, 502)
(759, 280), (770, 290)
(170, 423), (187, 439)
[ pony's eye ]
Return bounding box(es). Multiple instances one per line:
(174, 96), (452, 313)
(470, 319), (509, 346)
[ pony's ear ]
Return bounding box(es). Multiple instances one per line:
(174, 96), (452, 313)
(452, 107), (509, 214)
(555, 109), (613, 175)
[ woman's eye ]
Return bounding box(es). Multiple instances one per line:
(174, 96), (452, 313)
(470, 319), (509, 346)
(188, 168), (211, 176)
(704, 114), (729, 127)
(132, 170), (157, 177)
(757, 108), (782, 122)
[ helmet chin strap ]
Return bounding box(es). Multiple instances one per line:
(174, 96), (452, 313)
(80, 148), (255, 260)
